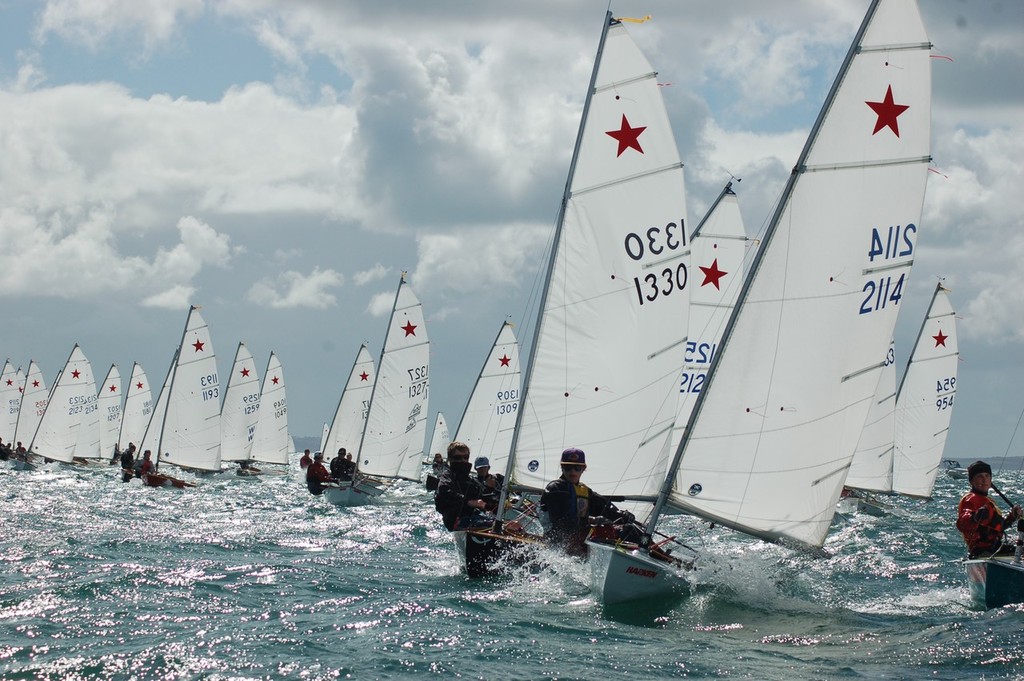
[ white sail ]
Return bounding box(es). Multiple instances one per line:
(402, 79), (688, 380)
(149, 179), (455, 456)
(454, 321), (521, 474)
(220, 342), (261, 463)
(0, 360), (20, 442)
(251, 352), (289, 465)
(426, 412), (449, 460)
(28, 345), (94, 463)
(140, 353), (175, 459)
(892, 283), (958, 498)
(319, 423), (329, 454)
(156, 306), (221, 472)
(509, 16), (689, 499)
(97, 365), (123, 461)
(358, 276), (430, 480)
(117, 362), (153, 451)
(324, 344), (375, 458)
(668, 0), (932, 548)
(72, 360), (101, 459)
(845, 340), (897, 493)
(14, 361), (47, 448)
(670, 184), (748, 455)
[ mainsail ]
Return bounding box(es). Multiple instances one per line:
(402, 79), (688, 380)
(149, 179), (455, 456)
(14, 360), (47, 448)
(323, 344), (375, 458)
(119, 362), (153, 452)
(97, 365), (122, 461)
(251, 351), (289, 466)
(28, 345), (94, 463)
(220, 342), (261, 463)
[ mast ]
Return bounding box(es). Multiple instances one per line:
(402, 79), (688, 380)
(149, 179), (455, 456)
(495, 12), (616, 518)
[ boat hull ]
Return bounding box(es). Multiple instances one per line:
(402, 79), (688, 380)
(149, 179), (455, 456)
(142, 473), (195, 489)
(586, 540), (690, 605)
(453, 529), (541, 578)
(965, 556), (1024, 609)
(323, 479), (385, 507)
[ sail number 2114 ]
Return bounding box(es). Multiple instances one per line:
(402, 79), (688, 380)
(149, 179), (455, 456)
(625, 220), (688, 306)
(860, 224), (916, 315)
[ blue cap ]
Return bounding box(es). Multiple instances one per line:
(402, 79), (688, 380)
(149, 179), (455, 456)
(560, 447), (586, 465)
(474, 456), (490, 469)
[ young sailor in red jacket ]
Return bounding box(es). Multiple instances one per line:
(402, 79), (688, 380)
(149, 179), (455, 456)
(956, 460), (1022, 558)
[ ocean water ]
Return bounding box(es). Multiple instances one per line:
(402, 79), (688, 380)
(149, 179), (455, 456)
(1, 460), (1022, 680)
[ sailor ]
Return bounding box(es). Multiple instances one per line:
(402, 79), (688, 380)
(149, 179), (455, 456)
(299, 449), (313, 470)
(473, 457), (503, 513)
(339, 451), (356, 481)
(434, 442), (492, 531)
(138, 450), (154, 477)
(305, 451), (334, 496)
(956, 460), (1022, 557)
(120, 443), (136, 482)
(539, 447), (635, 557)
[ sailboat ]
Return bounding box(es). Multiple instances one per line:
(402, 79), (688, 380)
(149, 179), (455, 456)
(220, 342), (261, 474)
(452, 321), (521, 476)
(13, 360), (47, 452)
(249, 351), (290, 469)
(322, 344), (384, 506)
(355, 274), (430, 483)
(425, 412), (449, 464)
(142, 305), (220, 486)
(27, 345), (95, 466)
(117, 362), (152, 454)
(97, 365), (122, 463)
(460, 12), (692, 578)
(588, 0), (933, 604)
(841, 282), (959, 514)
(1, 360), (22, 443)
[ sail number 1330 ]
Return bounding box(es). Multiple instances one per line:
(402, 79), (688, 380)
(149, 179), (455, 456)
(625, 220), (688, 307)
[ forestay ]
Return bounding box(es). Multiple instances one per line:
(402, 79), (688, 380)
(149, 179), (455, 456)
(892, 283), (957, 498)
(669, 0), (932, 548)
(510, 15), (689, 498)
(454, 321), (520, 475)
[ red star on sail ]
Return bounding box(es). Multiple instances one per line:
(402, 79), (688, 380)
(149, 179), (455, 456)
(360, 372), (369, 381)
(136, 382), (144, 390)
(241, 367), (250, 377)
(4, 379), (11, 386)
(866, 85), (909, 137)
(271, 376), (279, 385)
(699, 258), (728, 290)
(108, 384), (118, 392)
(498, 355), (511, 367)
(33, 380), (40, 388)
(71, 370), (81, 379)
(402, 321), (417, 337)
(605, 114), (646, 157)
(933, 330), (948, 347)
(18, 386), (23, 393)
(193, 339), (205, 352)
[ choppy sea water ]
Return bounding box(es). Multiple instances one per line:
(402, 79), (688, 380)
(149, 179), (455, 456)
(1, 459), (1022, 680)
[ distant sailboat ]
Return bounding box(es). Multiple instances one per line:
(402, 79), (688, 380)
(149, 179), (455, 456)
(356, 274), (430, 483)
(13, 360), (47, 450)
(27, 345), (95, 465)
(97, 365), (122, 462)
(0, 360), (21, 443)
(425, 412), (449, 463)
(220, 342), (261, 473)
(250, 351), (290, 467)
(590, 0), (934, 604)
(453, 321), (521, 477)
(117, 362), (152, 453)
(322, 344), (384, 507)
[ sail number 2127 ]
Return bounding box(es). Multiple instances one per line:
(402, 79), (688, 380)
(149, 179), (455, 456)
(626, 220), (688, 307)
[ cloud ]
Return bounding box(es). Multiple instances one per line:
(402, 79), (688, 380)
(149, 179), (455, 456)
(36, 0), (204, 52)
(365, 291), (394, 317)
(247, 267), (344, 309)
(352, 263), (390, 286)
(141, 284), (195, 309)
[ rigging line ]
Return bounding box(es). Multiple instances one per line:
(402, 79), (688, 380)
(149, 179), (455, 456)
(998, 401), (1024, 475)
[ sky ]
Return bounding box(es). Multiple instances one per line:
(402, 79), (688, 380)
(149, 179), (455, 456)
(1, 0), (1022, 468)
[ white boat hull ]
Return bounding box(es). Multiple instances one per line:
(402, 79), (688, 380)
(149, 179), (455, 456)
(965, 555), (1024, 609)
(586, 540), (689, 605)
(323, 479), (385, 507)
